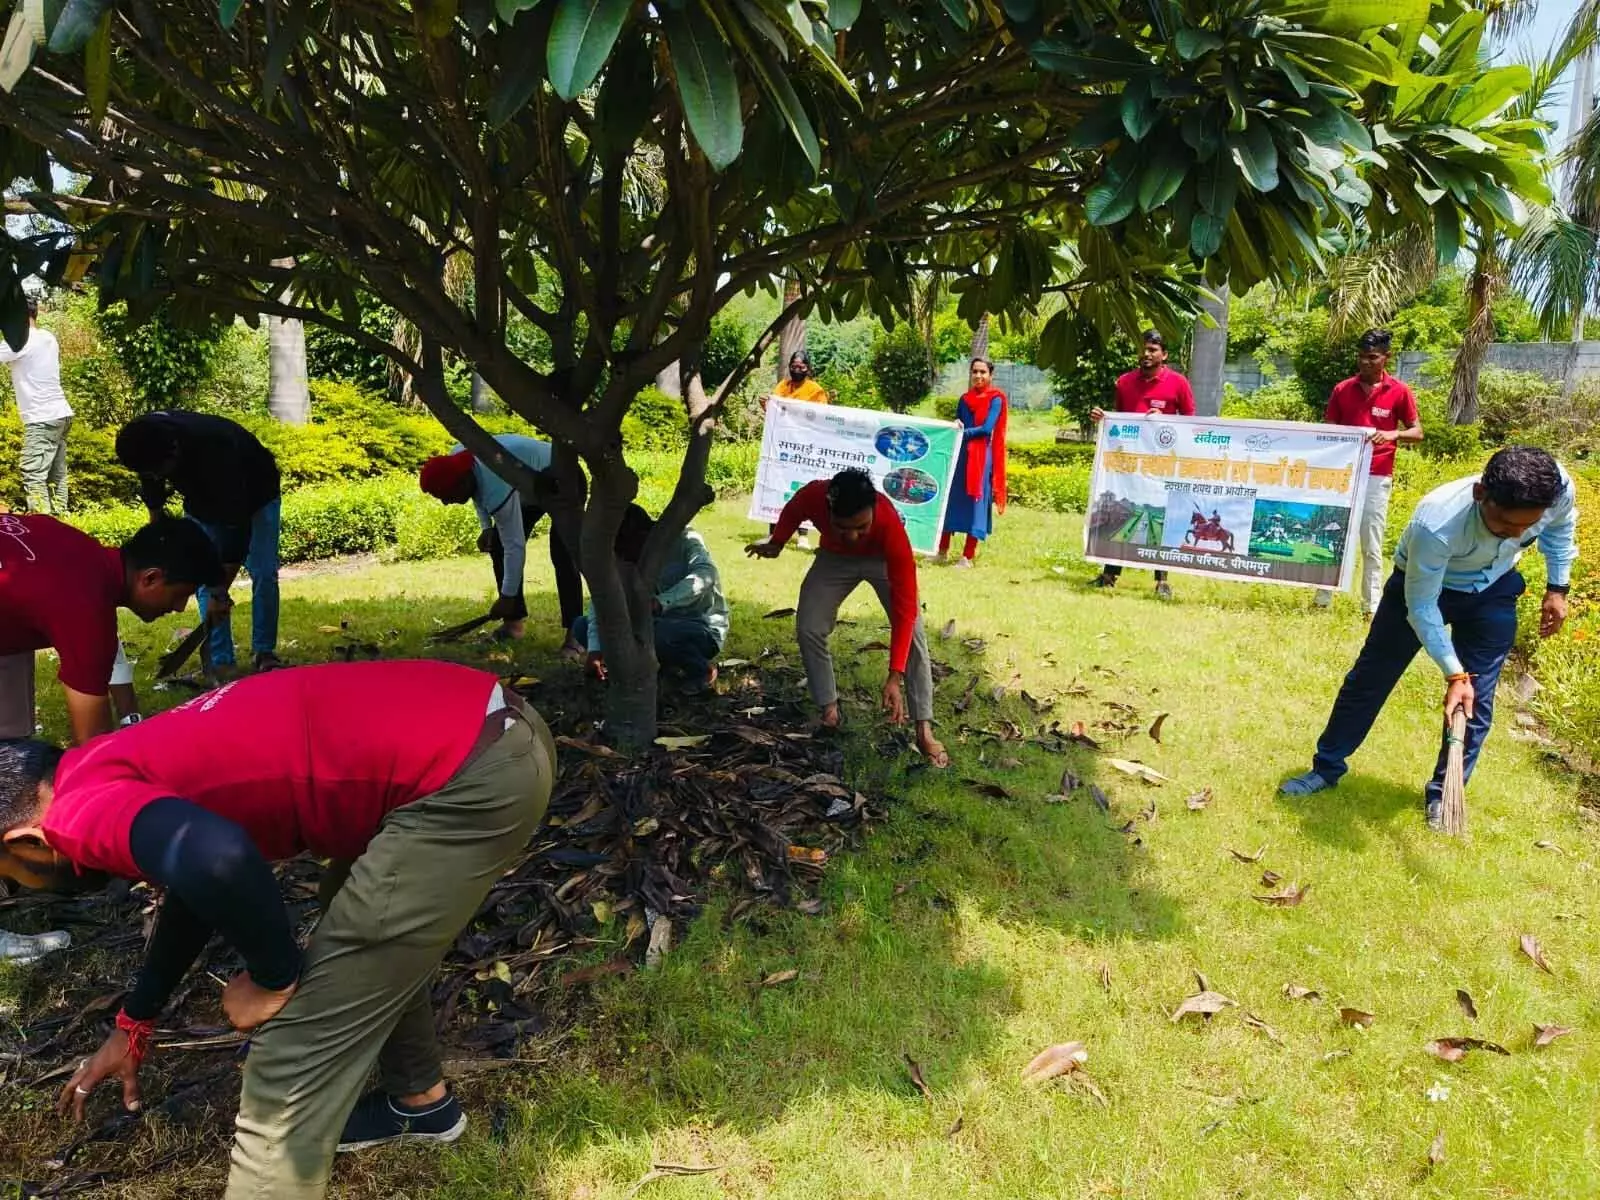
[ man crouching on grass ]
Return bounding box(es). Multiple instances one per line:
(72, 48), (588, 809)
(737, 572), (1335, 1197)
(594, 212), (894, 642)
(1280, 446), (1576, 829)
(0, 660), (555, 1200)
(746, 467), (949, 767)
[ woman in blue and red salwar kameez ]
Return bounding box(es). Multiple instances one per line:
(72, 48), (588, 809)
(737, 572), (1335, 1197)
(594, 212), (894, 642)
(938, 357), (1008, 568)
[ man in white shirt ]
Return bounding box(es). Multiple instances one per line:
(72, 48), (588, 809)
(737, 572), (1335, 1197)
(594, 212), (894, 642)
(0, 297), (74, 515)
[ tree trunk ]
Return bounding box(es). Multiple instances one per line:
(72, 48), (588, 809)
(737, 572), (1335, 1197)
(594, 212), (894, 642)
(969, 312), (990, 361)
(776, 276), (805, 379)
(1189, 279), (1229, 417)
(1449, 252), (1499, 425)
(581, 450), (658, 749)
(470, 371), (495, 413)
(265, 260), (309, 424)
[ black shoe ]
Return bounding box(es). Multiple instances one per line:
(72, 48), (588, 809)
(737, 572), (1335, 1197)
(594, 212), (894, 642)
(336, 1089), (467, 1153)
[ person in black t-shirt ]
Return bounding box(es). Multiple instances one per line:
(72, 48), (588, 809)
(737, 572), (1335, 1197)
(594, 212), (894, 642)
(116, 412), (284, 674)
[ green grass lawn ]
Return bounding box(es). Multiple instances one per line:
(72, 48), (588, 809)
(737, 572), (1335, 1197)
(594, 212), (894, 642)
(16, 500), (1600, 1198)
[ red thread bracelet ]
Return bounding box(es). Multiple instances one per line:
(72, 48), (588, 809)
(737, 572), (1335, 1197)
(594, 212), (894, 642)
(115, 1010), (156, 1066)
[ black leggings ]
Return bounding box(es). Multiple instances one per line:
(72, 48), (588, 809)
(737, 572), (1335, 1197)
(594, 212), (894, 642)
(488, 504), (584, 627)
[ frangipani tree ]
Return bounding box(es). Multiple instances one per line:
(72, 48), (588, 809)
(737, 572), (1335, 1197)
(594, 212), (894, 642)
(0, 0), (1553, 742)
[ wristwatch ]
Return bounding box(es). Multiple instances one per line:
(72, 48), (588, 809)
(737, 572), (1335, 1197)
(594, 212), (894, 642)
(118, 713), (142, 727)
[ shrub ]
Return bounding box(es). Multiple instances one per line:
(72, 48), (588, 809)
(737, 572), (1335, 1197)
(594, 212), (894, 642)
(870, 323), (933, 414)
(1007, 463), (1090, 513)
(97, 299), (227, 412)
(701, 313), (750, 391)
(1411, 387), (1482, 460)
(620, 386), (688, 453)
(931, 310), (975, 365)
(1009, 441), (1095, 468)
(1289, 311), (1358, 410)
(1475, 368), (1563, 447)
(386, 493), (479, 562)
(204, 322), (271, 415)
(304, 301), (401, 397)
(0, 410), (137, 509)
(819, 363), (882, 411)
(1220, 377), (1317, 422)
(1048, 330), (1137, 431)
(932, 395), (960, 422)
(805, 318), (876, 376)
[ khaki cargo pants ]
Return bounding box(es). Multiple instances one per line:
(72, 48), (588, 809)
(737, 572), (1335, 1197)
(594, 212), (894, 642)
(224, 705), (556, 1200)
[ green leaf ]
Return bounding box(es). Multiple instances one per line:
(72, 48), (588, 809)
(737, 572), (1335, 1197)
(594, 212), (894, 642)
(1273, 30), (1391, 82)
(1230, 118), (1279, 191)
(663, 4), (744, 170)
(1449, 64), (1531, 128)
(0, 275), (29, 352)
(546, 0), (630, 101)
(1180, 107), (1220, 158)
(734, 18), (819, 172)
(1260, 0), (1428, 36)
(1190, 211), (1226, 258)
(45, 0), (112, 53)
(1002, 0), (1037, 20)
(84, 6), (109, 124)
(218, 0), (246, 30)
(1195, 158), (1237, 218)
(495, 0), (543, 21)
(1433, 202), (1461, 265)
(1119, 75), (1155, 142)
(1068, 99), (1125, 150)
(936, 0), (970, 32)
(1174, 28), (1220, 60)
(0, 4), (44, 93)
(488, 9), (549, 128)
(1031, 35), (1150, 81)
(592, 27), (652, 156)
(261, 4), (307, 110)
(462, 0), (495, 36)
(1137, 149), (1187, 212)
(1084, 152), (1139, 226)
(826, 0), (861, 31)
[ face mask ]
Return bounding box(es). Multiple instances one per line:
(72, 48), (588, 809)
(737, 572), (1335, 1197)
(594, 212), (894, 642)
(789, 367), (806, 382)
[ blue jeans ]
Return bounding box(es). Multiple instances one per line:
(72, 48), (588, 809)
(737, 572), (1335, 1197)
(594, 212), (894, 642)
(1312, 568), (1523, 802)
(570, 615), (720, 681)
(194, 499), (282, 666)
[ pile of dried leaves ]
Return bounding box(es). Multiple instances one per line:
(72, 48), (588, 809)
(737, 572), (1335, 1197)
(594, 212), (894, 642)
(0, 668), (881, 1196)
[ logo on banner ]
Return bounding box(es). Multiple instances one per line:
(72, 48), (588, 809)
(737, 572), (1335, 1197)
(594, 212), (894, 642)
(1156, 425), (1177, 449)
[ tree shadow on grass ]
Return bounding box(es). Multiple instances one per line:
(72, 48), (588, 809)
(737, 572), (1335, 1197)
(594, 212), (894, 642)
(15, 580), (1185, 1198)
(1274, 771), (1439, 877)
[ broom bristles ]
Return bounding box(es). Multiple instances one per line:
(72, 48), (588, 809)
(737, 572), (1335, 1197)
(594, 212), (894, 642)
(1441, 706), (1468, 836)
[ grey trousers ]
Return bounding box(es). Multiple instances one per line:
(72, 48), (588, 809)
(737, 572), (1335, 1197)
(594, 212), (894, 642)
(796, 550), (934, 722)
(21, 417), (70, 514)
(0, 652), (35, 738)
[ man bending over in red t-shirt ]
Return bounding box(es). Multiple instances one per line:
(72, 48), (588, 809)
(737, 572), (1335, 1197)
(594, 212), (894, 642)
(746, 468), (949, 767)
(0, 660), (555, 1200)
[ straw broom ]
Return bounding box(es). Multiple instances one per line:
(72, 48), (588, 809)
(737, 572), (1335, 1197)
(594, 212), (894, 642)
(1441, 706), (1468, 836)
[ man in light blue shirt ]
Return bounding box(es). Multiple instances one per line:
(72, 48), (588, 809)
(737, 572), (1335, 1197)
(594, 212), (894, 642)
(572, 505), (728, 690)
(418, 434), (583, 649)
(1282, 446), (1577, 829)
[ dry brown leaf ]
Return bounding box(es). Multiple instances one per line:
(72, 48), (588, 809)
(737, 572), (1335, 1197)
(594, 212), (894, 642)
(786, 846), (828, 864)
(1139, 797), (1158, 824)
(1519, 933), (1553, 974)
(1058, 767), (1082, 795)
(763, 607), (797, 619)
(761, 969), (799, 987)
(904, 1054), (933, 1099)
(1255, 882), (1310, 907)
(940, 619), (957, 640)
(645, 917), (673, 969)
(1533, 1023), (1574, 1047)
(1533, 840), (1566, 854)
(558, 957), (634, 988)
(1283, 983), (1321, 1001)
(1428, 1130), (1446, 1167)
(964, 779), (1013, 800)
(1260, 869), (1282, 888)
(1339, 1007), (1376, 1029)
(946, 1114), (964, 1138)
(1148, 712), (1170, 743)
(654, 735), (711, 750)
(1228, 845), (1267, 863)
(997, 756), (1023, 770)
(1088, 784), (1111, 813)
(1107, 757), (1171, 785)
(1185, 788), (1212, 811)
(857, 640), (890, 652)
(1020, 1041), (1089, 1083)
(794, 898), (825, 915)
(1171, 990), (1236, 1023)
(1243, 1012), (1282, 1044)
(1098, 963), (1112, 991)
(1424, 1036), (1509, 1062)
(1456, 988), (1477, 1021)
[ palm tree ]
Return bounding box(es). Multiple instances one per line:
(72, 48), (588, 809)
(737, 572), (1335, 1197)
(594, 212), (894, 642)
(265, 257), (309, 423)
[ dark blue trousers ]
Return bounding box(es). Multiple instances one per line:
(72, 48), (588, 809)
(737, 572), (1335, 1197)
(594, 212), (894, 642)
(1312, 569), (1524, 802)
(570, 615), (720, 680)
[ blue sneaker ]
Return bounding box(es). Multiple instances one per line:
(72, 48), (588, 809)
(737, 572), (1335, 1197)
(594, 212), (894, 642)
(336, 1089), (466, 1153)
(1279, 771), (1332, 797)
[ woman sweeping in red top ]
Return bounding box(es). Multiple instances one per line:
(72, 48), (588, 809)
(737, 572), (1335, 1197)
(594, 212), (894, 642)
(937, 357), (1008, 568)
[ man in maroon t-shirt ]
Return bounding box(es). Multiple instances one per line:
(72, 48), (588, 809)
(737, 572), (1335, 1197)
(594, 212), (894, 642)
(0, 515), (221, 745)
(1315, 329), (1423, 617)
(0, 660), (555, 1200)
(1089, 330), (1196, 599)
(746, 468), (948, 767)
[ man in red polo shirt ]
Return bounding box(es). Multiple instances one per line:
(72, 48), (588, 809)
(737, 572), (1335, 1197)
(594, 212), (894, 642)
(1089, 330), (1196, 599)
(746, 468), (948, 767)
(0, 515), (222, 745)
(2, 660), (554, 1199)
(1316, 329), (1423, 617)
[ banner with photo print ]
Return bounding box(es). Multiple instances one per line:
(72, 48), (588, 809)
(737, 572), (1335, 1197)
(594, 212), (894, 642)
(751, 398), (963, 555)
(1085, 415), (1374, 590)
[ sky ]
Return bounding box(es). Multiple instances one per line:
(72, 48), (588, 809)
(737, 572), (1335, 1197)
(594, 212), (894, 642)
(1514, 1), (1593, 153)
